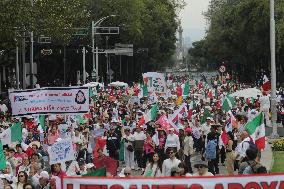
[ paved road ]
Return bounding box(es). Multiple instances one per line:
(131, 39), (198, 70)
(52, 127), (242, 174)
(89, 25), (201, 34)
(118, 140), (273, 176)
(118, 152), (228, 176)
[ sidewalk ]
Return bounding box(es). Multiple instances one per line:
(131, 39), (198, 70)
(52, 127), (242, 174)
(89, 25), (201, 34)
(260, 140), (273, 172)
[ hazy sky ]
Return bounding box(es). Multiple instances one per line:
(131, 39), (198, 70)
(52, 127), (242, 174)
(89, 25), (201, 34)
(180, 0), (210, 42)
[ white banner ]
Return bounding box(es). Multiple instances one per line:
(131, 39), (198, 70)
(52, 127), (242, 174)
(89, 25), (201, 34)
(143, 72), (167, 94)
(63, 175), (284, 189)
(47, 139), (75, 165)
(9, 87), (89, 116)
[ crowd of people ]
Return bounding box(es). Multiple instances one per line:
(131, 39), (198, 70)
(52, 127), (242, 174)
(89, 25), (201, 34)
(0, 73), (283, 189)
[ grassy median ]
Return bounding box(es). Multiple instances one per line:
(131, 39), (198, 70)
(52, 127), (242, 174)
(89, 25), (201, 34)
(271, 151), (284, 173)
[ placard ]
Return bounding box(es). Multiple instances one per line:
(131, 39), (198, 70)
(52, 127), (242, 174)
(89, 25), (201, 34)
(47, 139), (75, 165)
(143, 72), (167, 94)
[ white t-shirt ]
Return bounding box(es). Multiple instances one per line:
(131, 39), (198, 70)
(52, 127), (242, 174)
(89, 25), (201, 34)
(259, 96), (270, 110)
(133, 131), (146, 141)
(201, 124), (211, 136)
(235, 137), (251, 158)
(0, 104), (8, 114)
(162, 158), (181, 176)
(165, 134), (180, 150)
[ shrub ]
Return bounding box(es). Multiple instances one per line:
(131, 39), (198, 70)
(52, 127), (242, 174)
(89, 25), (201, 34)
(272, 138), (284, 151)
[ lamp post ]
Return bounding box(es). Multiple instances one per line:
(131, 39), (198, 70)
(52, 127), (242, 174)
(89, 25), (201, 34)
(270, 0), (278, 138)
(30, 0), (34, 88)
(91, 15), (116, 82)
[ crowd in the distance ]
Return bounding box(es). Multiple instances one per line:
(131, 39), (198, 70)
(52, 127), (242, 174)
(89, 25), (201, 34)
(0, 73), (283, 189)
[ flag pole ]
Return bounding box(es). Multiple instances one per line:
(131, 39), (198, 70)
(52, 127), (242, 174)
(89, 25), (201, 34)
(270, 0), (278, 138)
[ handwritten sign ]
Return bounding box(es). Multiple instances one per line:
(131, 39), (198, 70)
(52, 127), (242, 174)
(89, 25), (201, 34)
(92, 128), (105, 138)
(143, 72), (167, 94)
(47, 139), (75, 165)
(9, 87), (89, 116)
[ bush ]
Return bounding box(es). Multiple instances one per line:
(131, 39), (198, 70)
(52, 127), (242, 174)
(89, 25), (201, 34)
(272, 138), (284, 151)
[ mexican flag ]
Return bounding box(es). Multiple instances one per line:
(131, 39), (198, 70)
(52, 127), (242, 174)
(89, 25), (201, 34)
(200, 108), (212, 124)
(187, 99), (195, 120)
(0, 122), (22, 146)
(138, 103), (158, 126)
(245, 112), (265, 150)
(139, 84), (148, 97)
(182, 82), (190, 97)
(261, 75), (271, 92)
(83, 167), (106, 177)
(0, 141), (6, 170)
(222, 95), (236, 112)
(35, 115), (45, 133)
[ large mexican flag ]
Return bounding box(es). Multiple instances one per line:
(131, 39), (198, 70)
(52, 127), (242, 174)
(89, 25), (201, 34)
(138, 103), (158, 126)
(245, 112), (265, 150)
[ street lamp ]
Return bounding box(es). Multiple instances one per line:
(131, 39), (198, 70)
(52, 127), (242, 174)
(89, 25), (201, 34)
(92, 15), (116, 82)
(270, 0), (278, 138)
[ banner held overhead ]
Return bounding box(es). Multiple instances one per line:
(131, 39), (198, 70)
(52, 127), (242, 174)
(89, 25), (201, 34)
(9, 87), (89, 116)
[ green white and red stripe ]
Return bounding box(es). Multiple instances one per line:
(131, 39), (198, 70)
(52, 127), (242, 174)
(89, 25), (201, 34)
(138, 104), (158, 126)
(245, 112), (266, 150)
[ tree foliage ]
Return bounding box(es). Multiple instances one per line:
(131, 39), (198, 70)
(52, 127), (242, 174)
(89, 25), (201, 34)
(188, 0), (284, 83)
(0, 0), (184, 85)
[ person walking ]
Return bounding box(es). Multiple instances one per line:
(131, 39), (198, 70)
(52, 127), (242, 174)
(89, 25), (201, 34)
(106, 127), (119, 160)
(133, 126), (146, 171)
(122, 128), (135, 169)
(143, 153), (162, 177)
(162, 148), (181, 176)
(183, 128), (194, 174)
(225, 132), (235, 175)
(192, 161), (214, 176)
(165, 128), (180, 153)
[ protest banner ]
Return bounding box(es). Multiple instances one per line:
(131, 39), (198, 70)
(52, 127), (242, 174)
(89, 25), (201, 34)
(63, 174), (284, 189)
(47, 139), (75, 165)
(9, 87), (89, 116)
(143, 72), (167, 95)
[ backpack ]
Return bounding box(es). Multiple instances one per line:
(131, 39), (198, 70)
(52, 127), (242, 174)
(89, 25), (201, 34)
(205, 139), (217, 160)
(242, 140), (257, 150)
(243, 161), (267, 174)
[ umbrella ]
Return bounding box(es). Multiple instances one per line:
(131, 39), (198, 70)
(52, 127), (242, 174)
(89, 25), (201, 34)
(109, 81), (128, 88)
(230, 88), (262, 99)
(83, 82), (103, 88)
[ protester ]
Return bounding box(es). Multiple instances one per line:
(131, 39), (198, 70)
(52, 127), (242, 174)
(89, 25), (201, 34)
(192, 161), (214, 176)
(183, 128), (193, 174)
(239, 147), (267, 174)
(143, 153), (162, 177)
(162, 148), (181, 176)
(13, 171), (28, 189)
(226, 132), (235, 175)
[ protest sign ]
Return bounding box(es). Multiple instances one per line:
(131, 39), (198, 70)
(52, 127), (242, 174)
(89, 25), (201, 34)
(143, 72), (167, 95)
(92, 128), (105, 138)
(9, 87), (89, 116)
(58, 124), (70, 138)
(128, 96), (140, 106)
(63, 174), (284, 189)
(47, 139), (75, 165)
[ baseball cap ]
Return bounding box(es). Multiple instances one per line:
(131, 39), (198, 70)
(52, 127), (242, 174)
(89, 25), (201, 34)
(39, 171), (49, 179)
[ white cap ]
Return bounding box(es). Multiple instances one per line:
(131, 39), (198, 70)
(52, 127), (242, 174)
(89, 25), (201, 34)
(86, 163), (94, 169)
(39, 171), (49, 179)
(26, 115), (34, 119)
